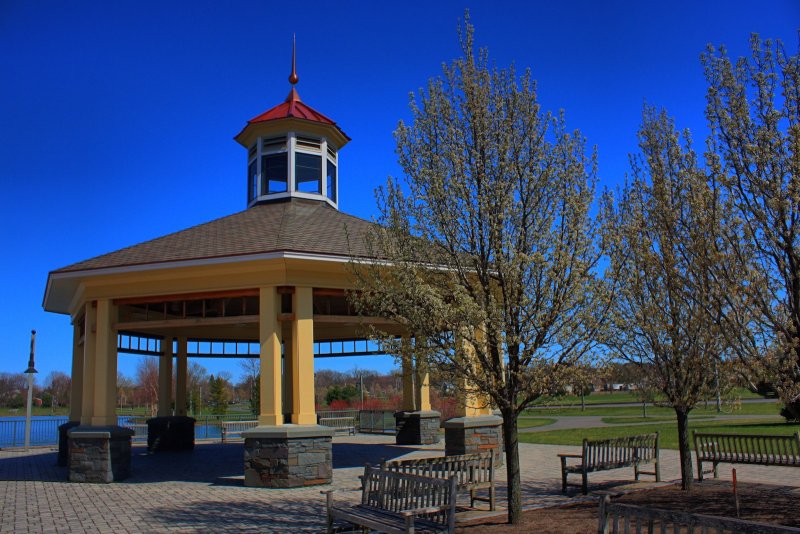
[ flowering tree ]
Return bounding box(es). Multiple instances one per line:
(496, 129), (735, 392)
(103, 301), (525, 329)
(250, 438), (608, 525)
(606, 108), (732, 489)
(351, 16), (608, 524)
(703, 36), (800, 419)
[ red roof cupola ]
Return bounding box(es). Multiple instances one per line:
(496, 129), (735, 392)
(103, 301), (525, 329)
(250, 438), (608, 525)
(235, 37), (348, 210)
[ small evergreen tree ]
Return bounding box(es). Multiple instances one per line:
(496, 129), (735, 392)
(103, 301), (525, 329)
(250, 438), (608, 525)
(207, 375), (228, 415)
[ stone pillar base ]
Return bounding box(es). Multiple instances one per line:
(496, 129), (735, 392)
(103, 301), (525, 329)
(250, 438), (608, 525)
(242, 425), (334, 488)
(68, 426), (135, 483)
(443, 415), (504, 466)
(394, 410), (441, 445)
(57, 420), (80, 467)
(146, 416), (196, 452)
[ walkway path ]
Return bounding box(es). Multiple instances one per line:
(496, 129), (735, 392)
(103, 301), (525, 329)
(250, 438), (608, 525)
(520, 413), (781, 432)
(1, 433), (799, 533)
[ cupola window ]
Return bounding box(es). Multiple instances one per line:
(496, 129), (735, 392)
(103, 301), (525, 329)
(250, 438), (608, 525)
(326, 160), (337, 203)
(262, 136), (288, 194)
(295, 152), (322, 194)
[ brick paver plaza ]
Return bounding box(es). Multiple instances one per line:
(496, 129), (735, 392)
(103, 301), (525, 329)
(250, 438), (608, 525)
(2, 433), (799, 533)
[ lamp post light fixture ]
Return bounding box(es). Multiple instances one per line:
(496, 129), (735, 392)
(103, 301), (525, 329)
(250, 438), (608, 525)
(24, 329), (38, 450)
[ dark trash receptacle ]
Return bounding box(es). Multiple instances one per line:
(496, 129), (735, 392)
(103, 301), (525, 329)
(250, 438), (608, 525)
(146, 416), (195, 452)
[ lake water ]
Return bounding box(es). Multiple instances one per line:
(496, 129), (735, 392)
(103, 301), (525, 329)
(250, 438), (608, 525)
(0, 416), (227, 448)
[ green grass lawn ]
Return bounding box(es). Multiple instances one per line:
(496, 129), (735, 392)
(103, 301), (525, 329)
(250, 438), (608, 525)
(531, 387), (764, 407)
(0, 406), (69, 417)
(600, 415), (718, 424)
(522, 399), (782, 418)
(518, 418), (796, 449)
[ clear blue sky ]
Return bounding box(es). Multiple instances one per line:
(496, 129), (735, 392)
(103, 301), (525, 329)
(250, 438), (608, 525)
(1, 1), (797, 384)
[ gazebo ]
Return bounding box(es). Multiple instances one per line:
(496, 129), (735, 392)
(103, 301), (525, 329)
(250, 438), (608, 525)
(43, 48), (501, 486)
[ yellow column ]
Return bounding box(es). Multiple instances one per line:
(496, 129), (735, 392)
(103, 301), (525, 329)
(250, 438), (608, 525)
(415, 347), (431, 412)
(175, 337), (188, 416)
(91, 299), (118, 426)
(157, 337), (173, 417)
(259, 287), (283, 425)
(282, 322), (293, 418)
(80, 302), (97, 425)
(401, 335), (416, 411)
(291, 287), (316, 424)
(69, 319), (84, 422)
(456, 329), (491, 417)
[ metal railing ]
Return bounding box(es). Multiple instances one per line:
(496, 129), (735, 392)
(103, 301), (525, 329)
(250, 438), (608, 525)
(0, 416), (68, 448)
(358, 410), (397, 434)
(220, 420), (258, 442)
(192, 413), (257, 440)
(0, 410), (399, 448)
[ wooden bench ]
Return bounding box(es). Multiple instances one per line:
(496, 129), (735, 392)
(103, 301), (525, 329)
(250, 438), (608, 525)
(319, 416), (356, 435)
(558, 432), (660, 494)
(381, 451), (496, 511)
(323, 465), (456, 534)
(693, 431), (800, 481)
(598, 494), (800, 534)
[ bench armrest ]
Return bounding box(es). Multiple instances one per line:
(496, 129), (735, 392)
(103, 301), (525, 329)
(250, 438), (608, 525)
(399, 505), (447, 517)
(557, 454), (582, 459)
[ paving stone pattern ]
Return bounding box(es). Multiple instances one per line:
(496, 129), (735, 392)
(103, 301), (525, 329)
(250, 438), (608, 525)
(2, 434), (800, 533)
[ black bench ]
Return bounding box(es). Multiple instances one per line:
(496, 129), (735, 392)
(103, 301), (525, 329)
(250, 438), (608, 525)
(323, 465), (456, 534)
(381, 451), (496, 511)
(693, 431), (800, 481)
(558, 432), (660, 494)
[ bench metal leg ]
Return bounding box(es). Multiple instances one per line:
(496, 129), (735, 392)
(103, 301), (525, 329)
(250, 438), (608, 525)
(697, 458), (704, 482)
(712, 461), (719, 479)
(581, 470), (588, 495)
(560, 457), (568, 493)
(404, 514), (415, 534)
(489, 485), (496, 511)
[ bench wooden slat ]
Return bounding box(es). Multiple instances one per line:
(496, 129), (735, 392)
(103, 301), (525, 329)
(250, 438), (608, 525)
(559, 433), (660, 495)
(327, 466), (456, 534)
(381, 451), (496, 511)
(693, 431), (800, 481)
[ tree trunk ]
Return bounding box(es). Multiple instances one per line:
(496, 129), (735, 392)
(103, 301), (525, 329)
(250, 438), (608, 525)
(675, 407), (693, 490)
(501, 408), (522, 524)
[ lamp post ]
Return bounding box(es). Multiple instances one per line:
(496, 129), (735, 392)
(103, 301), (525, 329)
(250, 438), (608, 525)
(24, 330), (38, 451)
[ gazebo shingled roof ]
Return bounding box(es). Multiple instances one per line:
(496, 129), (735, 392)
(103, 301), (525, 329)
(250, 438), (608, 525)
(53, 199), (376, 274)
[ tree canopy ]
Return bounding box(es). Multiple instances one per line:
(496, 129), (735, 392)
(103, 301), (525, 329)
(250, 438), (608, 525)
(351, 15), (607, 523)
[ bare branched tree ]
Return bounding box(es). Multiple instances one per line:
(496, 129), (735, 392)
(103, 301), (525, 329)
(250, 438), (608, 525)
(350, 16), (608, 524)
(702, 36), (800, 418)
(44, 371), (71, 408)
(605, 108), (731, 489)
(136, 357), (159, 416)
(239, 358), (260, 415)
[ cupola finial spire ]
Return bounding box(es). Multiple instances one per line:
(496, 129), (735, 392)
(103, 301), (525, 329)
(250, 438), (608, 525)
(288, 34), (299, 85)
